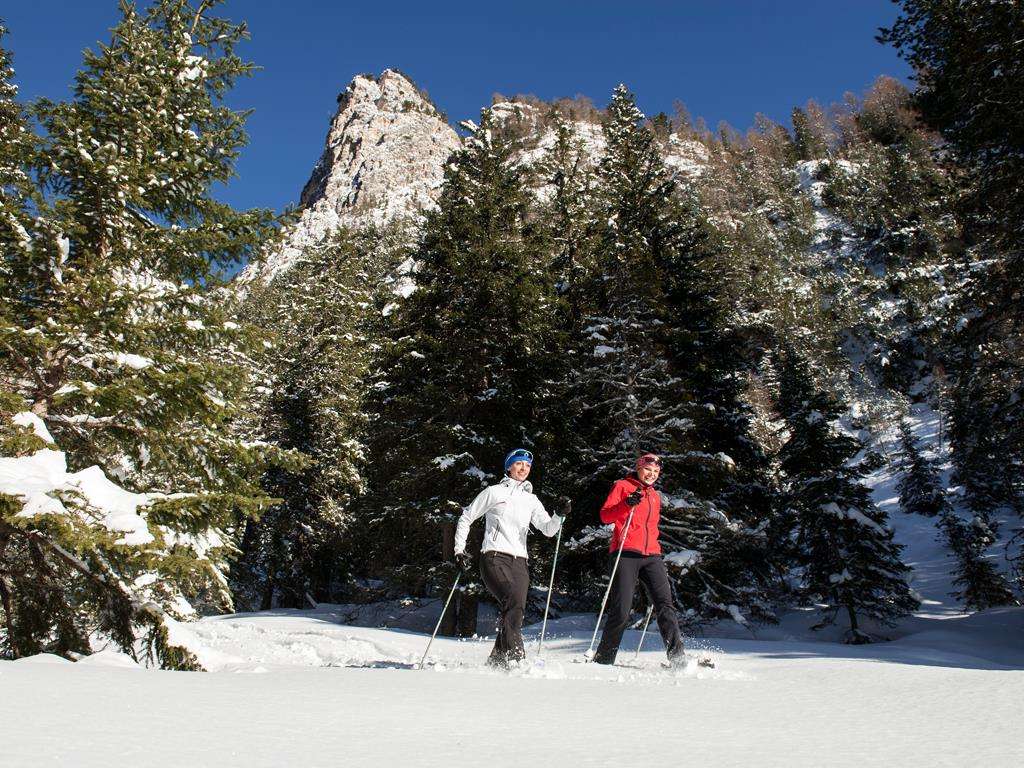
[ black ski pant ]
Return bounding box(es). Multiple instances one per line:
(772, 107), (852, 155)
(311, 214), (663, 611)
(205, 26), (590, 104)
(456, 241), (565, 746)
(479, 551), (530, 667)
(594, 552), (685, 664)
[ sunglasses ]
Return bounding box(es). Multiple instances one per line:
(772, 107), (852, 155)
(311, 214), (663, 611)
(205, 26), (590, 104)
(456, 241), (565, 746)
(638, 456), (662, 468)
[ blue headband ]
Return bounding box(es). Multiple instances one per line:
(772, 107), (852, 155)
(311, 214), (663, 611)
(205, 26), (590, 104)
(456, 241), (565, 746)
(504, 448), (534, 471)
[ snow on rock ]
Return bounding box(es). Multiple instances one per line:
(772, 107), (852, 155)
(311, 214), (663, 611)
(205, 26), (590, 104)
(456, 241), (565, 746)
(241, 70), (461, 285)
(240, 83), (713, 288)
(0, 448), (157, 545)
(664, 134), (709, 177)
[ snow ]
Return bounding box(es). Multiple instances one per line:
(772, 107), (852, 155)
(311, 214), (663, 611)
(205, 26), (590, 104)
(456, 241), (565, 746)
(0, 449), (156, 545)
(12, 411), (54, 443)
(11, 653), (72, 666)
(3, 608), (1022, 767)
(820, 501), (887, 534)
(664, 549), (700, 570)
(726, 604), (749, 627)
(105, 352), (154, 370)
(4, 403), (1021, 766)
(432, 454), (462, 470)
(462, 465), (489, 482)
(75, 649), (142, 669)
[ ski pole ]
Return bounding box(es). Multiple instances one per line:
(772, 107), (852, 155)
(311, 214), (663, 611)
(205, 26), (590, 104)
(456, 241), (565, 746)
(418, 570), (461, 669)
(537, 505), (567, 658)
(633, 604), (654, 661)
(586, 500), (640, 659)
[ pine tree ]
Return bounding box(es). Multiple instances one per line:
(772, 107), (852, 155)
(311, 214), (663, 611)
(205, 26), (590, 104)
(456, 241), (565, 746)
(0, 21), (38, 262)
(938, 509), (1018, 611)
(823, 77), (958, 394)
(896, 420), (948, 517)
(896, 393), (1016, 611)
(0, 1), (295, 667)
(534, 117), (599, 327)
(363, 109), (558, 603)
(777, 349), (918, 642)
(233, 228), (390, 609)
(882, 1), (1024, 519)
(703, 114), (820, 361)
(791, 105), (829, 161)
(552, 86), (774, 624)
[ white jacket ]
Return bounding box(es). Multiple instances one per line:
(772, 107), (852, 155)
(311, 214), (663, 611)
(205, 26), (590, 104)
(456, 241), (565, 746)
(454, 476), (562, 559)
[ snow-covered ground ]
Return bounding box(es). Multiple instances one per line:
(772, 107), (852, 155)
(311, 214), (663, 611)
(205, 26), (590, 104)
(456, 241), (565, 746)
(4, 404), (1022, 767)
(4, 608), (1022, 768)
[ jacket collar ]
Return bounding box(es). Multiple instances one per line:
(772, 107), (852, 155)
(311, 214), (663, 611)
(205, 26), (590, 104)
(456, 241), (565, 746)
(500, 475), (533, 494)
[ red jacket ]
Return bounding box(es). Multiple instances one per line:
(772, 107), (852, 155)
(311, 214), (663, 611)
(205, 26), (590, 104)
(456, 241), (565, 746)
(600, 474), (662, 556)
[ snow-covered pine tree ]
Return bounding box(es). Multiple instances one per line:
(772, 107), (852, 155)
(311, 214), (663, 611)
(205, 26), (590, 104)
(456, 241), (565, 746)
(702, 113), (820, 362)
(534, 117), (599, 328)
(823, 77), (958, 394)
(555, 86), (774, 624)
(898, 420), (1019, 612)
(777, 348), (918, 642)
(896, 420), (948, 517)
(938, 511), (1018, 611)
(0, 1), (295, 667)
(233, 227), (390, 609)
(0, 21), (38, 263)
(363, 109), (558, 600)
(882, 1), (1024, 525)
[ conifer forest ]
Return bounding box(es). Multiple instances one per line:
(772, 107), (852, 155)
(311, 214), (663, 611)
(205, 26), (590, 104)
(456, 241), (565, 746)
(1, 0), (1022, 686)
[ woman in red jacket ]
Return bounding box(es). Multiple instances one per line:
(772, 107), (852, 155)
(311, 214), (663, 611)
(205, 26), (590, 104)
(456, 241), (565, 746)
(592, 453), (686, 666)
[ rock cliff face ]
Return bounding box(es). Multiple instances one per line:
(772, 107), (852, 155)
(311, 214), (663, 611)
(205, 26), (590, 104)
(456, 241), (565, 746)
(243, 70), (461, 284)
(243, 72), (710, 285)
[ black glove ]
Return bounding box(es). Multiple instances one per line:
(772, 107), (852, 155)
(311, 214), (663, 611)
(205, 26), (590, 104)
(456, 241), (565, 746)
(625, 490), (643, 507)
(455, 552), (472, 573)
(558, 496), (571, 517)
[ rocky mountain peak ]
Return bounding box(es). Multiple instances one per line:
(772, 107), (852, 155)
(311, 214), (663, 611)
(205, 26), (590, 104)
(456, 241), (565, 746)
(242, 69), (461, 285)
(241, 74), (713, 286)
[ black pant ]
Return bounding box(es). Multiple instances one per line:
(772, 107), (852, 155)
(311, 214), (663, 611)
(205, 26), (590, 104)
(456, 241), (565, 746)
(479, 551), (530, 667)
(594, 552), (685, 664)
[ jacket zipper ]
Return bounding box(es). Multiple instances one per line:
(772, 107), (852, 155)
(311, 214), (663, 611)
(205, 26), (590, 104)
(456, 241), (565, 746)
(643, 488), (651, 555)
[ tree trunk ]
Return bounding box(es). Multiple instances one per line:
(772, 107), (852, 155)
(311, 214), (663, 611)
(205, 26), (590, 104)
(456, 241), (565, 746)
(0, 535), (20, 657)
(439, 520), (458, 636)
(260, 576), (274, 611)
(456, 592), (479, 638)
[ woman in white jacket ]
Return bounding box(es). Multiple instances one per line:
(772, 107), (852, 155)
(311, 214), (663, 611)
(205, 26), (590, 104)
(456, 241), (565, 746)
(453, 448), (566, 668)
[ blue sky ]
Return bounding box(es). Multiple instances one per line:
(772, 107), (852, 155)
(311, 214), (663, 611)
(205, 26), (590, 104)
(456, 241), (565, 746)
(4, 1), (911, 216)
